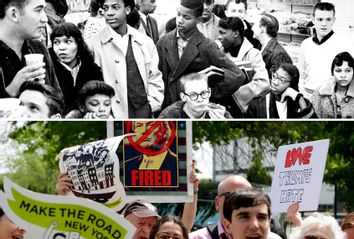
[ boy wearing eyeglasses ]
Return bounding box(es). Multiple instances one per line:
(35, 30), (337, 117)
(158, 72), (232, 119)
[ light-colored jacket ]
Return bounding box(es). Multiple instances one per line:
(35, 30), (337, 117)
(226, 38), (270, 112)
(312, 77), (354, 118)
(90, 25), (164, 118)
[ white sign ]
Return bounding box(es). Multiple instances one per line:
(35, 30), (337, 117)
(0, 177), (135, 239)
(269, 139), (330, 213)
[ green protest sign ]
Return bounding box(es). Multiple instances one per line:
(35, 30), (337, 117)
(0, 177), (135, 239)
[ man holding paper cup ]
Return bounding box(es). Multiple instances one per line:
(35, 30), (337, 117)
(0, 0), (61, 99)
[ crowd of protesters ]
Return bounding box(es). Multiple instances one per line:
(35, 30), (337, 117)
(0, 0), (354, 119)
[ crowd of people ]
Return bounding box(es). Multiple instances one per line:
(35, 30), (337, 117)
(2, 171), (354, 239)
(0, 0), (353, 119)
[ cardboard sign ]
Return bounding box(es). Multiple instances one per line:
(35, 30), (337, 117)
(269, 139), (330, 213)
(0, 177), (135, 239)
(57, 136), (127, 210)
(107, 121), (193, 203)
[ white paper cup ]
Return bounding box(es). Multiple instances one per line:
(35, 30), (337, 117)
(24, 54), (44, 65)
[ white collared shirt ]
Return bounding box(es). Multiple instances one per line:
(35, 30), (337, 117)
(176, 30), (189, 58)
(59, 60), (81, 86)
(108, 25), (131, 56)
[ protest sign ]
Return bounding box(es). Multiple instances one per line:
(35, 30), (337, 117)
(57, 135), (127, 210)
(269, 139), (330, 213)
(107, 121), (193, 203)
(0, 177), (135, 239)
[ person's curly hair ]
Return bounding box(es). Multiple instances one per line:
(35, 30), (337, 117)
(149, 215), (188, 239)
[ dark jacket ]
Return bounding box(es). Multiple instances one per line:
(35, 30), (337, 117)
(49, 49), (103, 113)
(0, 39), (61, 98)
(156, 28), (246, 110)
(262, 38), (293, 78)
(139, 14), (159, 44)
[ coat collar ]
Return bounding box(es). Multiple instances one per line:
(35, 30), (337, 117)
(318, 76), (354, 98)
(99, 25), (144, 46)
(167, 29), (203, 82)
(262, 38), (278, 56)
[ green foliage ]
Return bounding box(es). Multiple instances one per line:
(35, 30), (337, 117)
(4, 121), (106, 194)
(247, 151), (272, 186)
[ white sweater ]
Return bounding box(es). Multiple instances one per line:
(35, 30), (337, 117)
(298, 32), (354, 100)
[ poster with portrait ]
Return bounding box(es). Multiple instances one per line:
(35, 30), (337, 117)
(107, 121), (193, 203)
(0, 177), (135, 239)
(57, 135), (127, 211)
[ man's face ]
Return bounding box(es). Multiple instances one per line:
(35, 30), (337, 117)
(140, 0), (157, 15)
(225, 2), (246, 20)
(176, 5), (199, 36)
(125, 214), (158, 239)
(218, 27), (237, 51)
(0, 215), (26, 239)
(252, 16), (263, 40)
(201, 2), (214, 21)
(132, 122), (158, 148)
(19, 90), (51, 118)
(224, 204), (270, 239)
(180, 79), (210, 116)
(18, 0), (48, 39)
(313, 9), (335, 40)
(101, 0), (130, 31)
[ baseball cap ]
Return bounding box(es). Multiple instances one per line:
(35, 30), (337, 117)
(123, 200), (160, 218)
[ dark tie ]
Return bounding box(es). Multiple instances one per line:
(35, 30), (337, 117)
(146, 15), (153, 37)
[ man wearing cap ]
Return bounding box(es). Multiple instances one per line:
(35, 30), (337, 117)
(123, 200), (160, 239)
(156, 0), (246, 112)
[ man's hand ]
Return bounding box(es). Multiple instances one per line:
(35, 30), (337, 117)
(188, 161), (200, 194)
(56, 172), (73, 195)
(6, 62), (46, 97)
(199, 66), (224, 78)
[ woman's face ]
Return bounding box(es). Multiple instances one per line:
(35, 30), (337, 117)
(270, 68), (292, 95)
(333, 61), (354, 88)
(0, 214), (26, 239)
(155, 221), (184, 239)
(53, 35), (79, 68)
(84, 94), (112, 119)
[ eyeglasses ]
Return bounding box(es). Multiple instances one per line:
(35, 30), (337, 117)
(156, 232), (184, 239)
(183, 90), (210, 101)
(218, 192), (231, 198)
(272, 72), (291, 84)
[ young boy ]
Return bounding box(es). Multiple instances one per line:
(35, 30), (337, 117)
(159, 72), (232, 119)
(156, 0), (246, 112)
(298, 2), (354, 101)
(91, 0), (164, 118)
(223, 188), (271, 239)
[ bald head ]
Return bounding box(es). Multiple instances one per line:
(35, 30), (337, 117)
(217, 175), (252, 195)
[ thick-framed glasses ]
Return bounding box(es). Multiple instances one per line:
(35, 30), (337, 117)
(183, 90), (210, 101)
(156, 232), (184, 239)
(272, 72), (291, 84)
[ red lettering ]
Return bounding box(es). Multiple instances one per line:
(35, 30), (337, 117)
(130, 170), (172, 186)
(284, 146), (312, 168)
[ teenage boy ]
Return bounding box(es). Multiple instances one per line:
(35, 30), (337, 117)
(156, 0), (246, 113)
(223, 188), (271, 239)
(159, 72), (232, 119)
(218, 17), (269, 116)
(91, 0), (164, 118)
(298, 2), (354, 101)
(0, 0), (61, 98)
(197, 0), (220, 41)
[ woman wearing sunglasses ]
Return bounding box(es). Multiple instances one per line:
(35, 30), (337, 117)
(266, 63), (314, 119)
